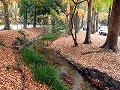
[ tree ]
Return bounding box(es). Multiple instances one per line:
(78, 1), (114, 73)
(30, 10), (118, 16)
(0, 0), (18, 30)
(1, 0), (10, 30)
(101, 0), (120, 52)
(83, 0), (92, 44)
(18, 0), (32, 28)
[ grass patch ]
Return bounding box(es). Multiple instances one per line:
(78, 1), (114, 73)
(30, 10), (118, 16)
(20, 48), (69, 90)
(32, 65), (69, 90)
(42, 33), (56, 40)
(20, 48), (44, 66)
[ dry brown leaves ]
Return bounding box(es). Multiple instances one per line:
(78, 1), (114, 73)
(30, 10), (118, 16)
(0, 28), (49, 90)
(49, 32), (120, 81)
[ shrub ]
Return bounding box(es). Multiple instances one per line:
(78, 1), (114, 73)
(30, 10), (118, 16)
(20, 48), (44, 65)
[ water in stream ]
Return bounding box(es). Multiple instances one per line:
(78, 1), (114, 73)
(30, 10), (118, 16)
(29, 40), (99, 90)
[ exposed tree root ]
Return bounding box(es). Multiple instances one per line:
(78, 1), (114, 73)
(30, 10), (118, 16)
(100, 43), (119, 53)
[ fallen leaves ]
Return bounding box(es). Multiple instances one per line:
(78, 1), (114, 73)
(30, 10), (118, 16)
(49, 32), (120, 81)
(0, 28), (49, 90)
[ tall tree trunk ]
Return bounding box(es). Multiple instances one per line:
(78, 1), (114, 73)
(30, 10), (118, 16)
(65, 15), (69, 35)
(91, 9), (95, 34)
(80, 15), (84, 29)
(101, 0), (120, 52)
(3, 4), (10, 30)
(69, 5), (78, 47)
(95, 12), (99, 32)
(33, 6), (37, 27)
(83, 0), (92, 44)
(74, 11), (80, 33)
(69, 6), (73, 35)
(23, 9), (27, 29)
(107, 6), (112, 26)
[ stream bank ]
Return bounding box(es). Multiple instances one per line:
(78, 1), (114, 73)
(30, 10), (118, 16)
(28, 40), (99, 90)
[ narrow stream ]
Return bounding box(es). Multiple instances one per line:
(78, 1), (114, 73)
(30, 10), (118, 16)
(29, 40), (99, 90)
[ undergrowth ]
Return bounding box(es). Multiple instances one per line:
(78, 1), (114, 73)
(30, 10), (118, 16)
(20, 48), (69, 90)
(42, 33), (56, 40)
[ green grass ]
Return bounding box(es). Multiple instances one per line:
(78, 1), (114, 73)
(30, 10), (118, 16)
(42, 33), (56, 40)
(20, 48), (44, 66)
(20, 48), (69, 90)
(32, 65), (69, 90)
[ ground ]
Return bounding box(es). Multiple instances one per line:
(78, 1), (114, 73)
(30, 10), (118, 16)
(0, 28), (49, 90)
(0, 28), (119, 89)
(49, 32), (120, 82)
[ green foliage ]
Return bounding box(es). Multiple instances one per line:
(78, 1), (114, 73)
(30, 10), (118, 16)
(32, 65), (69, 90)
(20, 47), (69, 90)
(52, 29), (60, 33)
(42, 33), (56, 40)
(20, 48), (44, 65)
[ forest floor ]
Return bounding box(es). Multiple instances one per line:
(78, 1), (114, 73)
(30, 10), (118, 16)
(49, 32), (120, 82)
(0, 28), (49, 90)
(0, 28), (120, 90)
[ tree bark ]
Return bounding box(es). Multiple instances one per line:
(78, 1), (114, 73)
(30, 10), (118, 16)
(69, 5), (78, 47)
(33, 6), (37, 27)
(91, 9), (95, 34)
(107, 6), (112, 26)
(80, 15), (84, 29)
(101, 0), (120, 52)
(73, 11), (80, 33)
(23, 9), (27, 29)
(3, 3), (10, 30)
(65, 15), (69, 35)
(83, 0), (92, 44)
(95, 12), (99, 32)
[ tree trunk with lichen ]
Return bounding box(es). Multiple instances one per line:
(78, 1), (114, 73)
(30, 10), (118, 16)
(101, 0), (120, 52)
(83, 0), (92, 44)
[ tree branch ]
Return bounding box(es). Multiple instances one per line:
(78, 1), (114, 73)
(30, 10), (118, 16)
(72, 0), (87, 4)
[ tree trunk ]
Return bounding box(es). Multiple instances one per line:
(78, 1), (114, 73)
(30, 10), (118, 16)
(23, 9), (27, 29)
(107, 6), (112, 26)
(91, 9), (95, 34)
(80, 15), (84, 29)
(3, 4), (10, 30)
(95, 12), (99, 32)
(73, 11), (80, 33)
(101, 0), (120, 52)
(69, 6), (73, 35)
(33, 6), (37, 27)
(65, 15), (69, 35)
(83, 0), (92, 44)
(69, 5), (78, 47)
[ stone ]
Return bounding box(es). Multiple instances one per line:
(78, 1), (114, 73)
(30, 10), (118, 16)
(103, 74), (111, 83)
(111, 79), (120, 89)
(98, 72), (105, 82)
(91, 71), (98, 79)
(109, 86), (116, 90)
